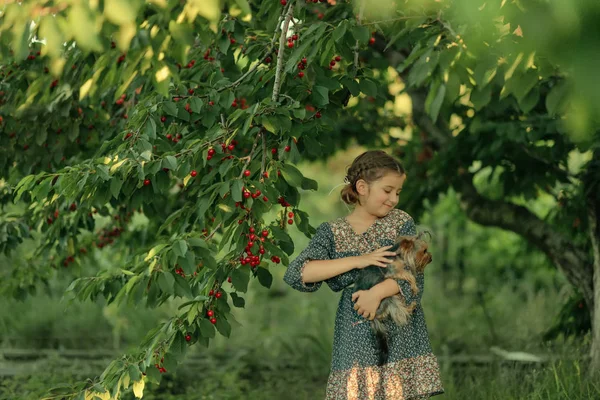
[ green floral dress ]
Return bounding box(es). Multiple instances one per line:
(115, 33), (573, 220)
(283, 209), (444, 400)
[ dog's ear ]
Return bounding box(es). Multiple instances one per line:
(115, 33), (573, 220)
(399, 237), (415, 253)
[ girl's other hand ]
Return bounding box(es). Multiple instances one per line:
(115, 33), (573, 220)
(352, 289), (382, 320)
(355, 245), (396, 269)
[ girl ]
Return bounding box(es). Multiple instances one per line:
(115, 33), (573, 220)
(283, 150), (444, 399)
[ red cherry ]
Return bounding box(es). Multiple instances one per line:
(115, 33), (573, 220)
(292, 34), (298, 41)
(209, 101), (214, 106)
(230, 38), (236, 44)
(262, 230), (269, 237)
(281, 0), (287, 5)
(243, 191), (251, 199)
(215, 292), (222, 299)
(228, 144), (235, 151)
(335, 55), (341, 62)
(287, 41), (294, 49)
(298, 71), (304, 78)
(302, 57), (307, 64)
(263, 171), (269, 178)
(264, 56), (272, 64)
(369, 37), (376, 45)
(190, 170), (197, 177)
(262, 196), (268, 202)
(284, 145), (291, 152)
(243, 170), (251, 177)
(210, 317), (217, 324)
(207, 310), (214, 317)
(288, 219), (294, 224)
(271, 148), (277, 155)
(209, 289), (214, 296)
(208, 148), (216, 156)
(330, 60), (336, 66)
(161, 116), (166, 123)
(288, 212), (294, 218)
(143, 179), (151, 186)
(185, 334), (191, 342)
(315, 111), (322, 119)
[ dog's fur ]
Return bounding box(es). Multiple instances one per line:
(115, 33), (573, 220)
(352, 234), (433, 366)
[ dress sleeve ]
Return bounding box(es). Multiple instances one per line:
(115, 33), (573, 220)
(394, 216), (425, 306)
(324, 268), (358, 292)
(283, 222), (332, 292)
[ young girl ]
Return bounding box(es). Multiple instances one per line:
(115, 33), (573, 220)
(283, 150), (444, 399)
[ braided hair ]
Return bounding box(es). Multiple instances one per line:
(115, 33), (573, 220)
(340, 150), (405, 205)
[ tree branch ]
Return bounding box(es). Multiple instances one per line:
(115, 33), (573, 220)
(272, 1), (295, 102)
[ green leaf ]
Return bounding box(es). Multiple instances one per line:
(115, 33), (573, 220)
(110, 177), (123, 199)
(104, 0), (139, 25)
(218, 181), (230, 198)
(351, 25), (370, 44)
(280, 163), (304, 187)
(173, 240), (188, 258)
(425, 82), (446, 123)
(173, 274), (193, 298)
(333, 20), (348, 42)
(68, 5), (103, 52)
(359, 79), (378, 97)
(215, 317), (231, 338)
(256, 267), (273, 289)
(470, 86), (492, 111)
(145, 118), (157, 140)
(230, 268), (250, 293)
(312, 86), (329, 106)
(518, 87), (540, 114)
(199, 318), (216, 338)
(510, 69), (539, 101)
(157, 272), (175, 295)
(301, 177), (318, 191)
(340, 77), (360, 96)
(190, 97), (203, 113)
(235, 0), (251, 14)
(546, 81), (569, 116)
(231, 179), (243, 202)
(163, 102), (178, 117)
(230, 292), (245, 308)
(164, 156), (178, 171)
(188, 237), (208, 248)
(128, 365), (141, 382)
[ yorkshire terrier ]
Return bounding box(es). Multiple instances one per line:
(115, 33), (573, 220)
(352, 234), (433, 366)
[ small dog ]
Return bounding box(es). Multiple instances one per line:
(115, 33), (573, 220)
(352, 234), (433, 366)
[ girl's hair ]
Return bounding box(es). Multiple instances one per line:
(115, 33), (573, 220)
(341, 150), (405, 205)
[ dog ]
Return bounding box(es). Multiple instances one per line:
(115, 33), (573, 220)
(352, 234), (433, 366)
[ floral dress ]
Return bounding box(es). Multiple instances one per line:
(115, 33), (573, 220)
(283, 209), (444, 400)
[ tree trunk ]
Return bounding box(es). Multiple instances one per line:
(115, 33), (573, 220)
(586, 149), (600, 377)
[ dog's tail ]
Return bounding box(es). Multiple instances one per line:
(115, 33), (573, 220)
(371, 319), (389, 366)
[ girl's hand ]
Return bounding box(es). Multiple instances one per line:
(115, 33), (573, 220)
(355, 245), (396, 269)
(351, 289), (382, 320)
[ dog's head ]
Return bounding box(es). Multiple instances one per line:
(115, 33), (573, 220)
(390, 234), (432, 273)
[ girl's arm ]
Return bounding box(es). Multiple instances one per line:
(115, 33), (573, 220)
(369, 278), (402, 300)
(283, 222), (340, 292)
(302, 257), (360, 283)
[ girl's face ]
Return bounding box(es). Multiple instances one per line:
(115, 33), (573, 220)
(357, 172), (406, 217)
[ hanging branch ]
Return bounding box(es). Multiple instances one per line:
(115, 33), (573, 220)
(272, 1), (295, 102)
